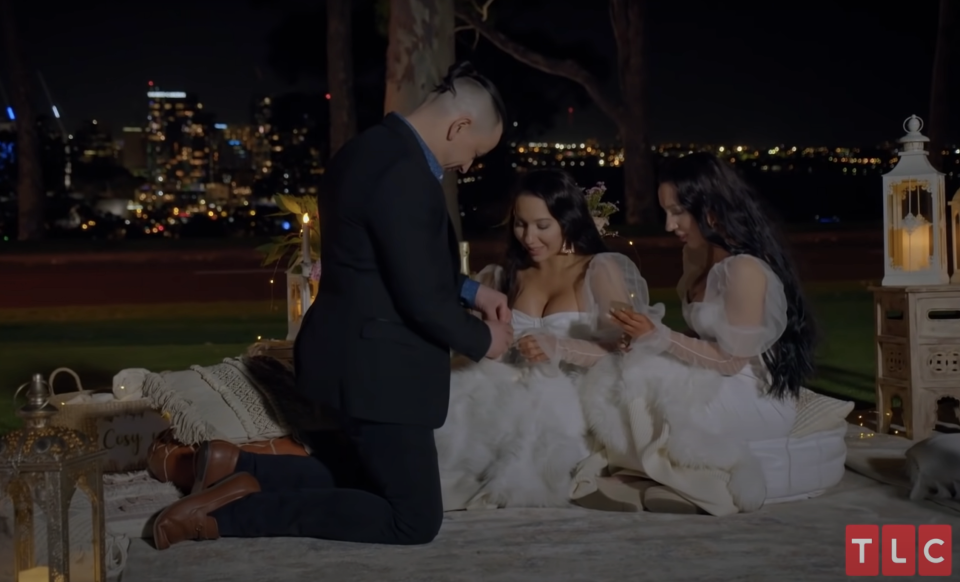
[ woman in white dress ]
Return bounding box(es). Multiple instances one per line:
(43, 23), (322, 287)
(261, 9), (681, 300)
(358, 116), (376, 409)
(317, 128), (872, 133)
(590, 152), (819, 514)
(438, 169), (647, 511)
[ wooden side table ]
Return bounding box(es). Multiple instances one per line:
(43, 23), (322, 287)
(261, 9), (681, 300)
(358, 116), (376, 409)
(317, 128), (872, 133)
(870, 285), (960, 440)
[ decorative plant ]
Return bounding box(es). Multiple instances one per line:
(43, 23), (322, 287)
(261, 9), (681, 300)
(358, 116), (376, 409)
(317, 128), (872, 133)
(256, 194), (320, 269)
(583, 182), (619, 236)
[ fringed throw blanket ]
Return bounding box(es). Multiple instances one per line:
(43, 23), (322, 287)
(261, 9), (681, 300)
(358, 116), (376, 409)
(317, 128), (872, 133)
(136, 356), (331, 446)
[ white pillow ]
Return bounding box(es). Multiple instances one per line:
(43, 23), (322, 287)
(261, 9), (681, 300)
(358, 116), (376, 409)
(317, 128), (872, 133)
(790, 388), (855, 439)
(140, 358), (288, 446)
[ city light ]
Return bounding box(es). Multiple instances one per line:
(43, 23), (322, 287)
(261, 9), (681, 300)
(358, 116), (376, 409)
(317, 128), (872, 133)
(4, 75), (941, 247)
(147, 91), (187, 98)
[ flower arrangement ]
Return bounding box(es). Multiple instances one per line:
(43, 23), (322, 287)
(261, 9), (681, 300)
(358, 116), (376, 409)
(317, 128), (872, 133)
(583, 182), (619, 236)
(255, 194), (320, 269)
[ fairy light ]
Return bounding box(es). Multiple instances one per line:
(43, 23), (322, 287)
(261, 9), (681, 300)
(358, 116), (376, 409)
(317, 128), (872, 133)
(627, 239), (642, 266)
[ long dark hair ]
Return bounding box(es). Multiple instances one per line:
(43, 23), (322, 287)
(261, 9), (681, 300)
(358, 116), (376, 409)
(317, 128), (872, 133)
(658, 152), (817, 400)
(502, 169), (609, 301)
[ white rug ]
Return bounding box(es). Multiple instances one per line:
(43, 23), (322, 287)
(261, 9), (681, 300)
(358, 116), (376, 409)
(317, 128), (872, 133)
(5, 424), (959, 582)
(119, 424), (960, 582)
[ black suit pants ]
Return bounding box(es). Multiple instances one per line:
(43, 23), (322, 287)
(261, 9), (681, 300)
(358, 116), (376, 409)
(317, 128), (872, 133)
(211, 418), (444, 545)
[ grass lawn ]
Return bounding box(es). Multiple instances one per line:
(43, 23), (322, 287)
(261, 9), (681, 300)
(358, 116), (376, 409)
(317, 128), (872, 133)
(0, 285), (875, 435)
(0, 302), (288, 435)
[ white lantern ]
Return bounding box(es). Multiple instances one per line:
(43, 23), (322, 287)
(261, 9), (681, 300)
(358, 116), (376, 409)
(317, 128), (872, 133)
(949, 188), (960, 284)
(881, 115), (948, 286)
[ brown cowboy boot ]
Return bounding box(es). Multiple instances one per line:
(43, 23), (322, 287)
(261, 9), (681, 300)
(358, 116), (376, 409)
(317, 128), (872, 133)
(153, 472), (260, 550)
(191, 440), (242, 495)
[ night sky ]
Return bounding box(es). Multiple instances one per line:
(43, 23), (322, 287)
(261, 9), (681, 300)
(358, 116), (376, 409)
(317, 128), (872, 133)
(9, 0), (948, 146)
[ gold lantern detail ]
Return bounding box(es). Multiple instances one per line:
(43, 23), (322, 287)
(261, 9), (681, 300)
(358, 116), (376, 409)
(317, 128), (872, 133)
(0, 374), (106, 582)
(881, 115), (948, 286)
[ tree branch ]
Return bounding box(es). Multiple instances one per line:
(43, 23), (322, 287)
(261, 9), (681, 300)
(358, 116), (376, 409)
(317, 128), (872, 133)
(455, 9), (623, 123)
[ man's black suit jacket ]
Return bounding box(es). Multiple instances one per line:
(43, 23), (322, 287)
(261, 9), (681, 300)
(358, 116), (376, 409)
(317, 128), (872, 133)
(294, 113), (492, 429)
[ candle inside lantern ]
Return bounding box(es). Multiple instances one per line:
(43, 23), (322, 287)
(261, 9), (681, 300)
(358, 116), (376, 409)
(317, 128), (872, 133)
(19, 566), (49, 582)
(901, 225), (930, 271)
(301, 213), (311, 268)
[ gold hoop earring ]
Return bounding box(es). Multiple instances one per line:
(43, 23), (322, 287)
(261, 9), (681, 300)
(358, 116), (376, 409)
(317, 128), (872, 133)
(561, 240), (574, 255)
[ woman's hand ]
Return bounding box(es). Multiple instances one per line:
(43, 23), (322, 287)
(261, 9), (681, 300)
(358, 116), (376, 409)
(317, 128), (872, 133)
(609, 307), (656, 349)
(516, 334), (550, 363)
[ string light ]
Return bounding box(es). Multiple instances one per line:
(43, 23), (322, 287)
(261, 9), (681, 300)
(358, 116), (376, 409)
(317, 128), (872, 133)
(627, 239), (642, 266)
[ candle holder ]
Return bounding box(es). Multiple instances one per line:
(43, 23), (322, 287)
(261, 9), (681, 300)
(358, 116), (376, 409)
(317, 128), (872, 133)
(285, 269), (318, 341)
(459, 241), (472, 277)
(0, 374), (107, 582)
(881, 115), (947, 286)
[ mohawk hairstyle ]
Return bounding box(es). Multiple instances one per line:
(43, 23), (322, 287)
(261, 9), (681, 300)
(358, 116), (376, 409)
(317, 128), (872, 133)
(433, 61), (508, 124)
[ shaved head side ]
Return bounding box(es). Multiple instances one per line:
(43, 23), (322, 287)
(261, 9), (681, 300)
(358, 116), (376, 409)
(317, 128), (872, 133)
(427, 77), (501, 129)
(404, 61), (505, 173)
(429, 61), (506, 130)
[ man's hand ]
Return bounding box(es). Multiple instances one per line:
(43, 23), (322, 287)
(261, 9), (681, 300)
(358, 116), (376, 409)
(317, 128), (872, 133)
(484, 320), (514, 359)
(475, 284), (511, 323)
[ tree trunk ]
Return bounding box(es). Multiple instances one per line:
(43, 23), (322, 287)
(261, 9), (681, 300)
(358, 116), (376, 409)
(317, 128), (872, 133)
(610, 0), (653, 225)
(327, 0), (357, 157)
(0, 0), (44, 240)
(619, 124), (654, 226)
(384, 0), (462, 239)
(928, 0), (958, 171)
(457, 1), (654, 226)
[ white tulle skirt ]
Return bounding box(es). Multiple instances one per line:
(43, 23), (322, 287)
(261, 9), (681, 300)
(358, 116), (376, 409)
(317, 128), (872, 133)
(436, 349), (803, 515)
(436, 356), (591, 510)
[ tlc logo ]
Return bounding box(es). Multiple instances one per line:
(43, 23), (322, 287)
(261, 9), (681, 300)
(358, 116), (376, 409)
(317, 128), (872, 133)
(846, 524), (952, 576)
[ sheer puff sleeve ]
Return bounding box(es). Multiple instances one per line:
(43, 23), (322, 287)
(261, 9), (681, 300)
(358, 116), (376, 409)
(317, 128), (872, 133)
(531, 253), (664, 368)
(475, 264), (506, 293)
(630, 254), (788, 375)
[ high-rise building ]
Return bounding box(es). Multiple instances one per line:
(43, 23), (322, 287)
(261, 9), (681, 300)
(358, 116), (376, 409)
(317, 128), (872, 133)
(118, 126), (147, 176)
(0, 122), (14, 199)
(145, 87), (213, 194)
(249, 93), (325, 199)
(73, 119), (115, 163)
(250, 96), (273, 175)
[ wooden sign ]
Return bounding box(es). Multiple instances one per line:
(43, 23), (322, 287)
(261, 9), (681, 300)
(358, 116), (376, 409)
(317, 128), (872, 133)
(95, 411), (171, 473)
